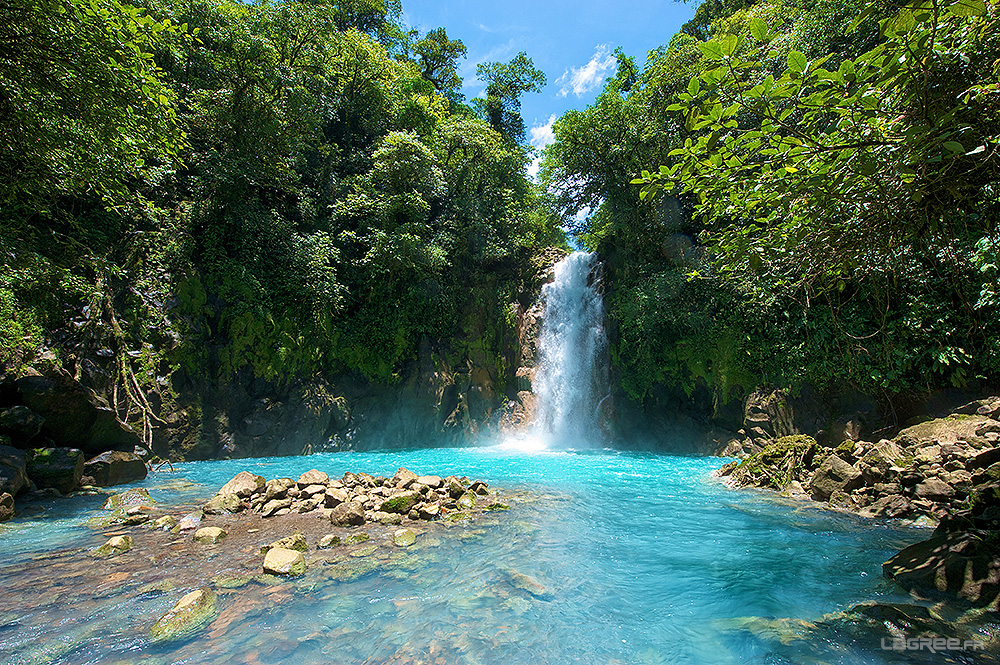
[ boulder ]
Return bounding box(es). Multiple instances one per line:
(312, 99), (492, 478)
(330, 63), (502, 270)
(324, 487), (348, 508)
(415, 475), (442, 489)
(379, 490), (421, 514)
(26, 447), (84, 493)
(883, 531), (1000, 609)
(203, 493), (244, 515)
(263, 478), (290, 501)
(193, 527), (227, 544)
(297, 469), (328, 486)
(150, 515), (177, 530)
(445, 476), (465, 499)
(94, 535), (134, 558)
(102, 488), (155, 510)
(81, 451), (147, 487)
(149, 588), (219, 642)
(317, 534), (341, 549)
(393, 528), (416, 547)
(177, 510), (203, 531)
(914, 478), (956, 501)
(15, 374), (141, 454)
(809, 454), (862, 501)
(329, 501), (365, 526)
(263, 547), (306, 576)
(260, 533), (307, 555)
(0, 405), (44, 443)
(0, 444), (28, 496)
(391, 467), (418, 489)
(217, 471), (265, 498)
(260, 498), (292, 517)
(457, 492), (477, 509)
(730, 435), (818, 491)
(0, 492), (14, 522)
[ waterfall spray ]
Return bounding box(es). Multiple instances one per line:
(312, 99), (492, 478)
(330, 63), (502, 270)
(532, 251), (607, 446)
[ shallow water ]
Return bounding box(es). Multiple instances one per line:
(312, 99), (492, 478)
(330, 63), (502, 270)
(0, 446), (978, 664)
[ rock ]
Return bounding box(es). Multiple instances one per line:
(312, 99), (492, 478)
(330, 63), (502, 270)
(15, 374), (141, 454)
(260, 533), (307, 555)
(263, 547), (306, 576)
(25, 447), (84, 493)
(102, 488), (155, 510)
(344, 532), (370, 545)
(379, 490), (421, 514)
(391, 467), (418, 489)
(81, 451), (147, 487)
(730, 435), (818, 491)
(445, 476), (465, 499)
(0, 492), (14, 522)
(297, 469), (328, 486)
(260, 498), (292, 517)
(204, 493), (244, 515)
(415, 475), (442, 489)
(150, 515), (177, 530)
(715, 461), (739, 477)
(193, 526), (227, 544)
(417, 502), (441, 519)
(94, 535), (134, 558)
(969, 447), (1000, 471)
(301, 484), (326, 497)
(329, 501), (365, 526)
(0, 405), (44, 443)
(0, 444), (28, 496)
(914, 477), (956, 501)
(317, 534), (341, 549)
(809, 454), (862, 501)
(149, 588), (219, 642)
(349, 544), (378, 558)
(469, 480), (489, 495)
(457, 492), (477, 509)
(504, 569), (552, 600)
(372, 511), (403, 525)
(324, 487), (348, 507)
(393, 528), (416, 547)
(217, 471), (265, 498)
(177, 510), (203, 531)
(883, 531), (1000, 609)
(263, 478), (289, 501)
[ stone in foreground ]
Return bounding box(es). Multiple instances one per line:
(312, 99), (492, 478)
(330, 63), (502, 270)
(149, 588), (219, 642)
(330, 501), (365, 526)
(193, 527), (227, 544)
(94, 535), (134, 558)
(260, 533), (307, 555)
(263, 547), (306, 576)
(393, 528), (416, 547)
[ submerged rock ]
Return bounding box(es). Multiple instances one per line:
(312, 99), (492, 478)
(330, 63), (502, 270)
(503, 569), (552, 600)
(102, 488), (155, 511)
(393, 528), (416, 547)
(149, 588), (219, 642)
(263, 547), (306, 576)
(193, 527), (227, 544)
(94, 535), (134, 558)
(260, 533), (308, 555)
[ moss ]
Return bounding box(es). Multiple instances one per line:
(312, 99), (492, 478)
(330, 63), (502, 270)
(732, 435), (818, 490)
(835, 440), (857, 457)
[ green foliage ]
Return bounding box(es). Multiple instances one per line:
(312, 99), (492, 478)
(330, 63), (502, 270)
(475, 52), (547, 144)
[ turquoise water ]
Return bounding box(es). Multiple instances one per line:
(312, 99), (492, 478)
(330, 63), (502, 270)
(0, 447), (948, 664)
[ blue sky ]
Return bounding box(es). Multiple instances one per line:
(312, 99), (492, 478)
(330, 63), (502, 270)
(401, 0), (697, 174)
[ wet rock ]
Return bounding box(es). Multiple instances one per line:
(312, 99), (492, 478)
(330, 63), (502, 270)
(417, 502), (441, 519)
(0, 405), (44, 443)
(391, 467), (418, 489)
(914, 477), (956, 501)
(729, 435), (817, 491)
(193, 527), (227, 544)
(0, 492), (14, 522)
(504, 569), (552, 600)
(349, 544), (378, 558)
(204, 493), (244, 515)
(372, 510), (403, 525)
(260, 533), (308, 555)
(81, 451), (147, 487)
(329, 501), (365, 526)
(393, 528), (416, 547)
(15, 374), (141, 454)
(809, 454), (862, 501)
(344, 532), (370, 545)
(26, 447), (84, 493)
(177, 510), (203, 531)
(263, 547), (306, 576)
(94, 535), (133, 558)
(297, 469), (328, 486)
(715, 460), (738, 477)
(0, 444), (27, 496)
(150, 515), (178, 531)
(217, 471), (265, 498)
(149, 588), (219, 642)
(324, 487), (348, 507)
(380, 490), (421, 514)
(457, 492), (477, 509)
(317, 534), (341, 549)
(469, 480), (489, 495)
(445, 476), (465, 499)
(102, 488), (155, 511)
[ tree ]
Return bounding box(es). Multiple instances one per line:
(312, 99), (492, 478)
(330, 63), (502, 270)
(475, 52), (546, 144)
(413, 27), (467, 97)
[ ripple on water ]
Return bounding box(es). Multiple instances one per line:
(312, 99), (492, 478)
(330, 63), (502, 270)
(0, 447), (962, 665)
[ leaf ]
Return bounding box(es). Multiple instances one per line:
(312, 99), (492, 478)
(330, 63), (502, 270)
(749, 17), (769, 42)
(688, 77), (700, 96)
(848, 0), (879, 32)
(943, 141), (965, 153)
(698, 41), (724, 60)
(720, 34), (740, 57)
(946, 0), (986, 16)
(787, 51), (808, 73)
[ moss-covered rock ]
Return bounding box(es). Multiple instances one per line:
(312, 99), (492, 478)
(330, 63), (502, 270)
(259, 533), (308, 555)
(102, 488), (155, 511)
(379, 490), (420, 514)
(263, 547), (306, 576)
(93, 535), (133, 558)
(149, 588), (219, 642)
(192, 527), (227, 544)
(729, 435), (818, 490)
(393, 528), (416, 547)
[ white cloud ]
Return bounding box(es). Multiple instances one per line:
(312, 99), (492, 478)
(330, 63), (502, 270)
(527, 115), (558, 179)
(556, 45), (616, 98)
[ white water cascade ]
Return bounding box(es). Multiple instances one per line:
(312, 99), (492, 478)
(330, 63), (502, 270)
(532, 251), (608, 446)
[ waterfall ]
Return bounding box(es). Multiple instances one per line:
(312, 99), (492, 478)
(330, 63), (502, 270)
(532, 251), (607, 446)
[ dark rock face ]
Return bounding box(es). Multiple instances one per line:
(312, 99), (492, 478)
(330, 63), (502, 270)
(0, 492), (14, 522)
(810, 454), (863, 500)
(15, 375), (141, 454)
(26, 447), (84, 493)
(0, 444), (28, 496)
(82, 451), (148, 487)
(0, 406), (44, 444)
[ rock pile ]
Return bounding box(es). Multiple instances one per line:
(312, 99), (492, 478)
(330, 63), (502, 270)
(202, 467), (496, 527)
(718, 397), (1000, 525)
